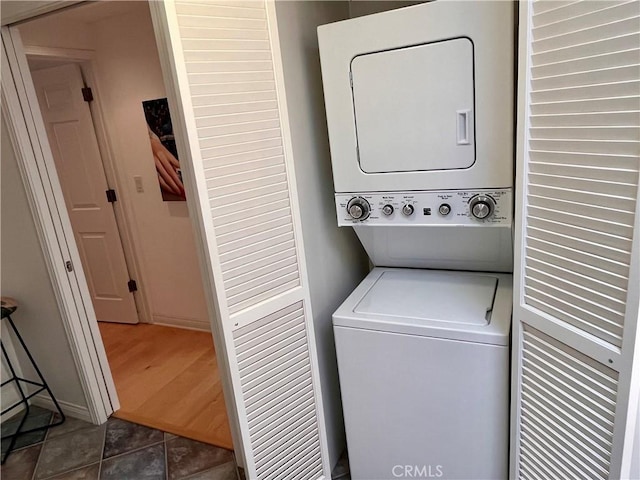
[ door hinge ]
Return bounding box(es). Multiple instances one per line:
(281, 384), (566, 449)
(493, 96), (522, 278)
(81, 87), (93, 102)
(128, 280), (138, 293)
(106, 189), (117, 203)
(65, 260), (74, 272)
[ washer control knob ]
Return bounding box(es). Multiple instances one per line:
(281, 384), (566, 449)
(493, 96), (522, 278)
(349, 204), (363, 218)
(346, 197), (370, 221)
(438, 203), (451, 216)
(469, 195), (495, 220)
(402, 204), (415, 216)
(382, 204), (394, 216)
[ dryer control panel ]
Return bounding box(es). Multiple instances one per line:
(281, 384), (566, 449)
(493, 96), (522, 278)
(336, 189), (512, 226)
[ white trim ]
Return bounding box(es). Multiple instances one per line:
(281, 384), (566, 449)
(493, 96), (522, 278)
(2, 27), (116, 424)
(509, 2), (532, 476)
(31, 395), (92, 423)
(0, 1), (83, 27)
(613, 179), (640, 478)
(152, 315), (211, 332)
(1, 404), (26, 424)
(23, 45), (93, 62)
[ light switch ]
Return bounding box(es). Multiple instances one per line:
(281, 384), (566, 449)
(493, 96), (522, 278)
(134, 176), (144, 193)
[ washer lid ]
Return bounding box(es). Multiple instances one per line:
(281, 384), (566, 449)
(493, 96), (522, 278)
(354, 270), (496, 326)
(333, 268), (512, 345)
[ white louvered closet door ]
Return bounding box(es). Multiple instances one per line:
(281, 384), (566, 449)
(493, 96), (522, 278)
(149, 1), (330, 479)
(513, 1), (640, 479)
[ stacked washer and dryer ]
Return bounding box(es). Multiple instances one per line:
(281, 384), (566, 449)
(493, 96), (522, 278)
(318, 2), (515, 479)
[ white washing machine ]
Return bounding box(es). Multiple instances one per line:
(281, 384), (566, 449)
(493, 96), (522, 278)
(318, 1), (516, 479)
(333, 268), (511, 480)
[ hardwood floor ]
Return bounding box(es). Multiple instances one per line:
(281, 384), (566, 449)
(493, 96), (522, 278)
(98, 322), (233, 450)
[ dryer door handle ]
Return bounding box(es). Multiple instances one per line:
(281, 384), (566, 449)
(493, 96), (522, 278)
(456, 109), (471, 145)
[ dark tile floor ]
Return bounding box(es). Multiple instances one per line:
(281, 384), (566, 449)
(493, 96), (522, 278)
(1, 407), (237, 480)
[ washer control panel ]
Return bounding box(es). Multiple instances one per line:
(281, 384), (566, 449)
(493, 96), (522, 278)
(336, 189), (512, 226)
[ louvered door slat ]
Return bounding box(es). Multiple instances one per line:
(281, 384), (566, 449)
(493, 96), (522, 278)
(523, 0), (639, 348)
(203, 146), (282, 167)
(218, 215), (291, 248)
(207, 156), (284, 179)
(529, 162), (637, 183)
(514, 1), (640, 478)
(231, 298), (326, 477)
(202, 138), (281, 160)
(533, 65), (640, 92)
(530, 97), (639, 115)
(519, 327), (618, 479)
(199, 118), (281, 137)
(191, 81), (275, 95)
(532, 1), (627, 27)
(532, 50), (639, 78)
(528, 204), (633, 238)
(528, 216), (631, 251)
(522, 383), (613, 451)
(531, 111), (640, 127)
(151, 1), (329, 478)
(533, 13), (638, 51)
(531, 80), (640, 103)
(529, 150), (639, 169)
(248, 384), (314, 430)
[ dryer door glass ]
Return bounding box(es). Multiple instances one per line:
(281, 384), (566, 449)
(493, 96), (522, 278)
(351, 37), (475, 173)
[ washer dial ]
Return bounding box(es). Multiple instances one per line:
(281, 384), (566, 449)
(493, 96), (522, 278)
(402, 204), (415, 216)
(347, 197), (371, 221)
(381, 204), (394, 216)
(469, 195), (496, 220)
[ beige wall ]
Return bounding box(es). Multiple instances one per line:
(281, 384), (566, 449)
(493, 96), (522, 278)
(1, 117), (88, 412)
(348, 0), (426, 18)
(19, 2), (211, 330)
(275, 0), (370, 468)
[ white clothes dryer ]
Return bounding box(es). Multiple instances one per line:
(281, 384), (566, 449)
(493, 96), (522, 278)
(318, 0), (516, 273)
(318, 0), (514, 194)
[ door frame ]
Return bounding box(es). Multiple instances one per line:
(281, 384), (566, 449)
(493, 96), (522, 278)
(1, 27), (118, 424)
(25, 45), (152, 325)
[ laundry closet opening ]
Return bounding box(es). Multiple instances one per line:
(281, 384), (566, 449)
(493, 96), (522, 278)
(17, 1), (233, 450)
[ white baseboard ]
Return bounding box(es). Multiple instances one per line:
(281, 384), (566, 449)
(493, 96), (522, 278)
(152, 314), (211, 332)
(31, 394), (93, 423)
(1, 402), (25, 423)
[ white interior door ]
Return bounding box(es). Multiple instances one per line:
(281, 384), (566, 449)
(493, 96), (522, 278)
(149, 1), (330, 478)
(512, 2), (640, 479)
(31, 64), (138, 324)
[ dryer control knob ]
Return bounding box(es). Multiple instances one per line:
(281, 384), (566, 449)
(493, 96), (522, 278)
(438, 203), (451, 216)
(347, 197), (370, 221)
(469, 195), (495, 220)
(382, 204), (394, 216)
(402, 204), (415, 216)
